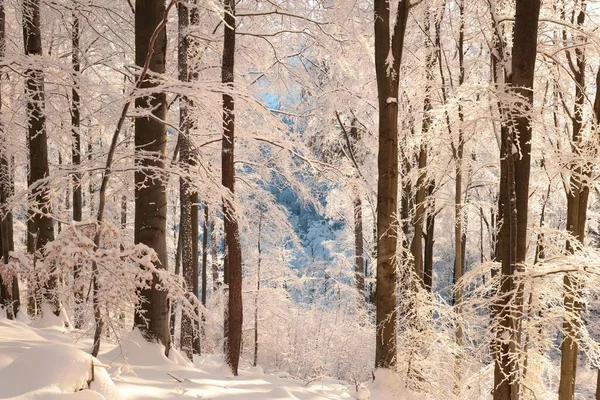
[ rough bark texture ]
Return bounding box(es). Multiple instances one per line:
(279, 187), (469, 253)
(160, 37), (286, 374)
(374, 0), (410, 369)
(178, 1), (194, 361)
(493, 1), (541, 399)
(23, 0), (57, 315)
(133, 0), (171, 355)
(221, 0), (243, 375)
(71, 5), (84, 330)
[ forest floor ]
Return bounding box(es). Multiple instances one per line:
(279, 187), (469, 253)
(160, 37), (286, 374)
(0, 313), (411, 400)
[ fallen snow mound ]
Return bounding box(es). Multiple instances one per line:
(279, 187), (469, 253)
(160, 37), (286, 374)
(103, 328), (171, 367)
(368, 368), (425, 400)
(0, 343), (122, 400)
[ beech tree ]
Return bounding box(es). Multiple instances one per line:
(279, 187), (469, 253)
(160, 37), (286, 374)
(493, 0), (541, 398)
(221, 0), (243, 375)
(23, 0), (56, 315)
(374, 0), (411, 369)
(133, 0), (171, 354)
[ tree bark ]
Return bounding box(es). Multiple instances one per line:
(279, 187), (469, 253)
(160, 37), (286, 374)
(199, 203), (208, 354)
(133, 0), (171, 355)
(374, 0), (410, 369)
(560, 4), (589, 398)
(0, 0), (16, 319)
(423, 181), (435, 292)
(354, 197), (365, 302)
(71, 3), (84, 329)
(23, 0), (57, 315)
(221, 0), (243, 375)
(493, 1), (541, 399)
(177, 1), (195, 361)
(211, 218), (219, 293)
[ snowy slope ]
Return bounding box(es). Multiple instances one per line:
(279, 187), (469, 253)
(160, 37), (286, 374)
(0, 315), (421, 400)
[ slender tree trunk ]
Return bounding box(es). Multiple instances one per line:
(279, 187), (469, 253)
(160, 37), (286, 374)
(374, 0), (410, 369)
(412, 12), (434, 280)
(199, 203), (208, 354)
(211, 218), (219, 293)
(353, 196), (365, 303)
(170, 218), (182, 342)
(453, 0), (465, 370)
(560, 5), (589, 398)
(191, 192), (200, 355)
(23, 0), (57, 315)
(0, 0), (14, 319)
(133, 0), (171, 355)
(188, 0), (202, 356)
(254, 208), (263, 367)
(71, 4), (84, 329)
(423, 181), (435, 292)
(221, 0), (243, 375)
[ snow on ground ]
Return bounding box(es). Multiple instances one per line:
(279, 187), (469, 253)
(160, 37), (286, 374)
(0, 314), (419, 400)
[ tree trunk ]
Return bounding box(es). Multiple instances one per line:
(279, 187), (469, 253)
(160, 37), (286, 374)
(71, 4), (84, 329)
(188, 0), (202, 357)
(170, 217), (182, 342)
(23, 0), (57, 315)
(353, 196), (365, 303)
(177, 1), (195, 361)
(254, 208), (263, 367)
(221, 0), (243, 375)
(412, 17), (433, 281)
(374, 0), (410, 369)
(560, 5), (590, 398)
(133, 0), (171, 355)
(453, 3), (466, 391)
(0, 0), (15, 319)
(211, 218), (219, 293)
(493, 1), (541, 399)
(199, 203), (208, 354)
(423, 181), (435, 292)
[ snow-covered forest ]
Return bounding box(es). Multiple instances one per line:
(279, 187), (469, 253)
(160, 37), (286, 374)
(1, 0), (600, 399)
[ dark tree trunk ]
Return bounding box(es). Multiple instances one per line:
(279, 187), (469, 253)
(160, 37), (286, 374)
(221, 0), (243, 375)
(133, 0), (171, 355)
(353, 196), (365, 303)
(560, 5), (590, 398)
(189, 0), (201, 357)
(71, 4), (84, 329)
(453, 0), (466, 353)
(199, 203), (208, 354)
(178, 1), (195, 361)
(23, 0), (57, 315)
(412, 17), (434, 282)
(211, 218), (219, 293)
(0, 0), (16, 319)
(493, 1), (541, 399)
(170, 217), (182, 342)
(423, 181), (435, 292)
(374, 0), (410, 369)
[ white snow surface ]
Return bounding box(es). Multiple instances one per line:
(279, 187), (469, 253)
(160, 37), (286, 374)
(0, 315), (425, 399)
